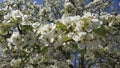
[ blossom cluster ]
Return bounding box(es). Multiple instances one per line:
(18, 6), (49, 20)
(0, 0), (120, 68)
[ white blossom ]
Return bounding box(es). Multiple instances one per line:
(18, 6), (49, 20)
(9, 32), (22, 46)
(10, 58), (22, 67)
(69, 32), (87, 42)
(23, 32), (36, 46)
(11, 10), (23, 20)
(78, 43), (86, 50)
(0, 0), (119, 68)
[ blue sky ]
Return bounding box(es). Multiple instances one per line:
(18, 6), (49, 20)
(0, 0), (119, 13)
(0, 0), (44, 4)
(28, 0), (120, 13)
(0, 0), (119, 7)
(33, 0), (44, 4)
(0, 0), (3, 2)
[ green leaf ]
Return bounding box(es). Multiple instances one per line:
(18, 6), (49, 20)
(41, 46), (48, 55)
(20, 25), (33, 34)
(71, 42), (78, 51)
(0, 23), (13, 33)
(93, 25), (109, 36)
(21, 25), (33, 31)
(56, 22), (67, 31)
(66, 25), (73, 33)
(81, 18), (89, 27)
(63, 36), (72, 42)
(0, 10), (5, 20)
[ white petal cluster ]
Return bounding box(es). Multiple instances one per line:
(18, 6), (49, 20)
(23, 32), (36, 46)
(60, 15), (104, 53)
(1, 0), (119, 68)
(8, 32), (22, 46)
(10, 58), (22, 67)
(11, 10), (23, 20)
(38, 23), (64, 47)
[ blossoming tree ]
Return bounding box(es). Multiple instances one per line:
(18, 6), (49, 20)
(0, 0), (120, 68)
